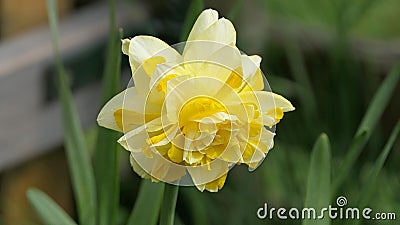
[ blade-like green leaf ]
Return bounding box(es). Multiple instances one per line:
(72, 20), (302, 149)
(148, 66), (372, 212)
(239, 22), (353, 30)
(179, 0), (204, 42)
(333, 62), (400, 193)
(27, 188), (77, 225)
(93, 0), (122, 224)
(356, 63), (400, 136)
(47, 1), (97, 225)
(332, 129), (368, 193)
(348, 120), (400, 225)
(159, 184), (179, 225)
(303, 133), (331, 225)
(127, 179), (165, 225)
(358, 119), (400, 208)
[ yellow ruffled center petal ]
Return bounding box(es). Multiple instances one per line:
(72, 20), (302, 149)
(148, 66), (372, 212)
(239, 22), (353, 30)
(168, 145), (184, 163)
(156, 74), (178, 94)
(143, 56), (166, 76)
(225, 67), (243, 89)
(178, 97), (226, 126)
(266, 107), (284, 124)
(205, 173), (227, 192)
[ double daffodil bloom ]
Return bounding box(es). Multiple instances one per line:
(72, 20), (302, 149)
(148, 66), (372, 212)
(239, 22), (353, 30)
(97, 9), (294, 192)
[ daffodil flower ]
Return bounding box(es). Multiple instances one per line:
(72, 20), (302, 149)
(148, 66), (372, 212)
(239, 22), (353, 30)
(97, 9), (294, 192)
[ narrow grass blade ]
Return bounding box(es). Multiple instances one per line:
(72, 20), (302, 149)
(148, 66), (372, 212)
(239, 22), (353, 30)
(93, 1), (122, 224)
(358, 120), (400, 208)
(332, 129), (368, 193)
(356, 63), (400, 136)
(179, 0), (204, 42)
(303, 133), (331, 225)
(348, 120), (400, 225)
(159, 184), (179, 225)
(47, 1), (97, 225)
(127, 180), (165, 225)
(333, 62), (400, 192)
(27, 188), (77, 225)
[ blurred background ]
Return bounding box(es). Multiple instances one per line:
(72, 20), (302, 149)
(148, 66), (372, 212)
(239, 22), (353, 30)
(0, 0), (399, 224)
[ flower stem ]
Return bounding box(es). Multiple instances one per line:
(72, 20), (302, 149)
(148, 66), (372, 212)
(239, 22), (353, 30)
(159, 184), (179, 225)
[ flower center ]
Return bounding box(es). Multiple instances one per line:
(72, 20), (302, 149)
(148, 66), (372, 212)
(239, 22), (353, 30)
(178, 96), (226, 129)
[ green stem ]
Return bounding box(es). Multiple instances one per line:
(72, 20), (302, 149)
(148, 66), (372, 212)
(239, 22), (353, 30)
(159, 184), (179, 225)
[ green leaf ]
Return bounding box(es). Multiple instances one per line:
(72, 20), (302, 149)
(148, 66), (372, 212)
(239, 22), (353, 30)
(160, 184), (179, 225)
(356, 63), (400, 136)
(332, 129), (369, 193)
(93, 1), (122, 224)
(27, 188), (77, 225)
(159, 184), (179, 225)
(179, 0), (204, 42)
(46, 1), (97, 225)
(358, 120), (400, 208)
(303, 133), (331, 225)
(127, 179), (165, 225)
(333, 62), (400, 192)
(348, 120), (400, 225)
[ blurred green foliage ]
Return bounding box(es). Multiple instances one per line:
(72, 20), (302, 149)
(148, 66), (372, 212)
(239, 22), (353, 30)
(262, 0), (400, 40)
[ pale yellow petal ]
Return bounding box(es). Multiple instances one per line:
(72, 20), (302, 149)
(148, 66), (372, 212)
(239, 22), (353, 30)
(130, 154), (151, 179)
(97, 87), (137, 132)
(130, 152), (186, 183)
(121, 38), (130, 55)
(117, 117), (165, 151)
(242, 55), (261, 80)
(129, 36), (182, 66)
(188, 18), (236, 45)
(240, 141), (265, 168)
(239, 91), (295, 113)
(164, 76), (228, 124)
(204, 173), (227, 192)
(118, 124), (148, 152)
(146, 64), (187, 104)
(187, 159), (230, 191)
(97, 87), (161, 132)
(184, 44), (242, 82)
(127, 35), (182, 81)
(219, 140), (243, 163)
(186, 9), (219, 42)
(150, 156), (187, 183)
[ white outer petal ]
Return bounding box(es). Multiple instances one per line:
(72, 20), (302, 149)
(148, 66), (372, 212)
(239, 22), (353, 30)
(242, 55), (261, 81)
(118, 124), (148, 152)
(97, 87), (137, 132)
(129, 35), (182, 65)
(187, 9), (219, 42)
(187, 18), (236, 45)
